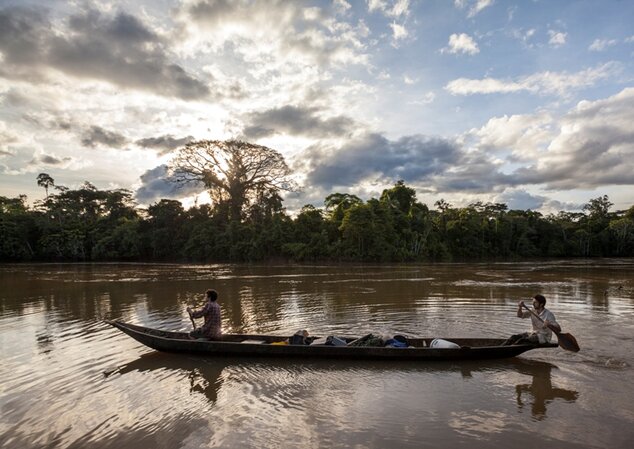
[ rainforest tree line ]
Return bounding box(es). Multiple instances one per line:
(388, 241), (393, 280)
(1, 140), (633, 262)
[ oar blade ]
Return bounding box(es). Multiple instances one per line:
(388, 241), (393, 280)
(557, 332), (580, 352)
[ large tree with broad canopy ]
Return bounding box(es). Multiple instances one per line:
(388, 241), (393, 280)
(169, 140), (297, 221)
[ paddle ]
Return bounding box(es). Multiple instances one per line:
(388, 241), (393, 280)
(521, 303), (580, 352)
(187, 308), (197, 330)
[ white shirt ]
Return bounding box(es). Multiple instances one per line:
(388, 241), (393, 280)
(521, 307), (558, 343)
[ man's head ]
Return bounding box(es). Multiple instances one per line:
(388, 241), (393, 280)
(532, 294), (546, 310)
(206, 289), (218, 302)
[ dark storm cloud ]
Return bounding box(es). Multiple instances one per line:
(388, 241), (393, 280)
(185, 0), (236, 26)
(495, 189), (547, 211)
(243, 105), (355, 139)
(81, 126), (128, 148)
(28, 153), (72, 166)
(0, 7), (48, 66)
(135, 135), (195, 155)
(303, 133), (463, 190)
(429, 151), (514, 193)
(51, 119), (73, 131)
(495, 189), (582, 211)
(39, 154), (66, 165)
(0, 6), (210, 100)
(68, 8), (157, 45)
(135, 164), (202, 204)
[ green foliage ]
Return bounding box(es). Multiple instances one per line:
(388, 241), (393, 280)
(92, 218), (142, 260)
(2, 180), (633, 262)
(0, 195), (37, 260)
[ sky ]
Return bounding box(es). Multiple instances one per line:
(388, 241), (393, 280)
(1, 0), (633, 213)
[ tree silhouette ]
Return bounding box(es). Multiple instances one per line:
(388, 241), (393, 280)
(169, 140), (297, 221)
(36, 173), (55, 199)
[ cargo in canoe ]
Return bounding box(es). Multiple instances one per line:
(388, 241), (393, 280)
(107, 320), (557, 361)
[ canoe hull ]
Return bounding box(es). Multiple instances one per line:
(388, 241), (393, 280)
(107, 320), (557, 361)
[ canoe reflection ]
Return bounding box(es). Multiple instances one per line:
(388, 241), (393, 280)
(113, 352), (578, 421)
(115, 352), (226, 404)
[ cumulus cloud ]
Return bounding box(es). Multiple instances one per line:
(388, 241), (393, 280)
(390, 22), (409, 45)
(454, 0), (494, 18)
(368, 0), (411, 18)
(443, 33), (479, 55)
(548, 30), (567, 47)
(511, 87), (634, 189)
(135, 164), (203, 204)
(459, 87), (634, 193)
(403, 75), (419, 85)
(175, 0), (369, 68)
(0, 6), (210, 100)
(511, 28), (537, 47)
(407, 91), (436, 105)
(589, 38), (617, 51)
(81, 126), (128, 148)
(300, 86), (634, 197)
(445, 62), (619, 97)
(0, 121), (19, 155)
(242, 105), (355, 139)
(472, 112), (554, 159)
(135, 135), (195, 155)
(334, 0), (352, 14)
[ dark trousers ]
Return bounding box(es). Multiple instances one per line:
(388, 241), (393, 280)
(189, 328), (206, 339)
(503, 332), (539, 346)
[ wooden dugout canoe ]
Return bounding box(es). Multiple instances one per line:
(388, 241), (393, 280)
(107, 320), (557, 361)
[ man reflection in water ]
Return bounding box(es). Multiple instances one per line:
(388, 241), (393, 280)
(187, 289), (222, 340)
(516, 362), (579, 420)
(503, 294), (560, 345)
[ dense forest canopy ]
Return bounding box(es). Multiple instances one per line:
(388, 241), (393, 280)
(2, 175), (633, 262)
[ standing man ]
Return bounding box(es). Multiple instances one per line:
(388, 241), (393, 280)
(503, 294), (561, 345)
(188, 289), (222, 339)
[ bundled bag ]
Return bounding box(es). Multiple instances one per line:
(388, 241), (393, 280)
(326, 336), (347, 346)
(384, 339), (408, 348)
(289, 329), (309, 345)
(347, 334), (384, 347)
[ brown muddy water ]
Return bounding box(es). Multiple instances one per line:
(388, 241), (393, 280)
(1, 260), (633, 449)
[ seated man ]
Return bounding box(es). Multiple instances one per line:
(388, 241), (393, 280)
(503, 294), (560, 345)
(187, 289), (222, 339)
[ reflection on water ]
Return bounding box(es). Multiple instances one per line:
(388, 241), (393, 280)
(112, 352), (226, 405)
(514, 360), (579, 420)
(114, 354), (580, 422)
(1, 260), (633, 448)
(456, 359), (579, 420)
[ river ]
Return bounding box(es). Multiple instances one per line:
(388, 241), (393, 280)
(1, 260), (633, 448)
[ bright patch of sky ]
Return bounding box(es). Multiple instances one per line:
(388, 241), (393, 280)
(1, 0), (633, 213)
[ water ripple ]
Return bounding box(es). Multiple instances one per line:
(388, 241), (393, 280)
(2, 262), (634, 449)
